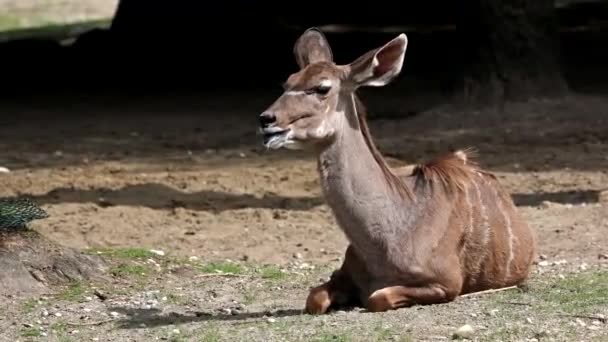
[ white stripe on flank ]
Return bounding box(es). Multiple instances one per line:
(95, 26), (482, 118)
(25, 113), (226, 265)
(472, 179), (490, 277)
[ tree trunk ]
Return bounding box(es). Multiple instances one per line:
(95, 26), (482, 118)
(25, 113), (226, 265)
(0, 230), (107, 297)
(457, 0), (569, 105)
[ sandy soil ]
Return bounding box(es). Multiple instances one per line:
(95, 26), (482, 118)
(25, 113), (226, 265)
(0, 90), (607, 341)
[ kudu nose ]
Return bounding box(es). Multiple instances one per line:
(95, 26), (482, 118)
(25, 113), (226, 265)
(259, 112), (277, 127)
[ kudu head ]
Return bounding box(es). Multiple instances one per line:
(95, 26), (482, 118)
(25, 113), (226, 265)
(259, 28), (408, 150)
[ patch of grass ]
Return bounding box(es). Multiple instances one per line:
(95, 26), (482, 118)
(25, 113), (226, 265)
(373, 325), (397, 341)
(22, 297), (45, 313)
(110, 264), (152, 278)
(197, 328), (221, 342)
(197, 261), (244, 275)
(0, 18), (112, 43)
(87, 247), (157, 260)
(163, 292), (190, 306)
(20, 326), (41, 338)
(491, 270), (607, 315)
(309, 332), (353, 342)
(257, 265), (287, 280)
(0, 15), (21, 31)
(57, 281), (86, 302)
(539, 271), (608, 314)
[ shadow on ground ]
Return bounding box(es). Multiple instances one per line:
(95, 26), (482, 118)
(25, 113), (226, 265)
(23, 183), (602, 211)
(29, 183), (324, 212)
(109, 307), (304, 329)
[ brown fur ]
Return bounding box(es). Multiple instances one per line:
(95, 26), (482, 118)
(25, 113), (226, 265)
(258, 27), (538, 314)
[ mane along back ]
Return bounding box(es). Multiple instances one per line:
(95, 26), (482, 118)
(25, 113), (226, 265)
(413, 148), (492, 193)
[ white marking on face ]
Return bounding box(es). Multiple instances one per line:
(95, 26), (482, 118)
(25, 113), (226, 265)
(284, 90), (307, 96)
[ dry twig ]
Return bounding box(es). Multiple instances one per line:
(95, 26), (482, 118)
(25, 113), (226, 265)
(460, 285), (518, 298)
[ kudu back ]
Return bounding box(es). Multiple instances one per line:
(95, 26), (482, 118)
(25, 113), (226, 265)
(258, 27), (537, 314)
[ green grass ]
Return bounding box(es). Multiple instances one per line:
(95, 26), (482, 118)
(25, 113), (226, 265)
(197, 261), (244, 275)
(87, 247), (157, 260)
(491, 270), (608, 315)
(0, 17), (111, 43)
(309, 332), (353, 342)
(22, 297), (45, 313)
(257, 265), (287, 280)
(197, 328), (221, 342)
(110, 264), (152, 278)
(57, 281), (86, 302)
(538, 271), (608, 314)
(20, 326), (42, 338)
(0, 15), (21, 31)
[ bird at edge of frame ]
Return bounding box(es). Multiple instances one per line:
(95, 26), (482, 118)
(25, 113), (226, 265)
(0, 197), (49, 232)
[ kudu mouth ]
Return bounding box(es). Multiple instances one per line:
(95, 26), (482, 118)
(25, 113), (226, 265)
(260, 126), (292, 149)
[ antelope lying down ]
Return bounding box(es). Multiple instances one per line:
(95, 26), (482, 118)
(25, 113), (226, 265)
(258, 28), (537, 314)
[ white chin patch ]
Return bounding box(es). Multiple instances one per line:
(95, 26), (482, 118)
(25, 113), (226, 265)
(264, 130), (303, 150)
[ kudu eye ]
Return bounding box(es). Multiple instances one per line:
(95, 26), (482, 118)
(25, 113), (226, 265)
(314, 84), (331, 95)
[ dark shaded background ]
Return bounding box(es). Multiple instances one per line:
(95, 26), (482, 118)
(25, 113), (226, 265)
(1, 0), (607, 102)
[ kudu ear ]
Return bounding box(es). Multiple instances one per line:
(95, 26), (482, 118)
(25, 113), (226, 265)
(347, 33), (408, 87)
(293, 28), (333, 69)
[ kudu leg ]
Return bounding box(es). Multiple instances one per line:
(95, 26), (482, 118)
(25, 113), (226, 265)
(366, 284), (460, 312)
(305, 246), (363, 314)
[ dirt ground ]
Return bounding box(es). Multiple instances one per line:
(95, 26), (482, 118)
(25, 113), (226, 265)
(0, 89), (607, 341)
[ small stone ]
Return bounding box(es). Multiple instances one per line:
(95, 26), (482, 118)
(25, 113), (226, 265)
(221, 308), (232, 315)
(139, 323), (147, 328)
(84, 296), (93, 301)
(149, 249), (165, 256)
(267, 318), (276, 323)
(452, 324), (474, 339)
(54, 312), (62, 317)
(598, 253), (608, 260)
(598, 190), (608, 203)
(110, 312), (119, 317)
(580, 263), (588, 271)
(0, 166), (10, 173)
(83, 308), (92, 313)
(538, 260), (549, 267)
(92, 338), (99, 341)
(41, 310), (49, 317)
(591, 320), (601, 326)
(293, 253), (303, 260)
(189, 256), (199, 262)
(23, 323), (34, 328)
(70, 330), (79, 334)
(526, 317), (533, 324)
(172, 328), (180, 335)
(576, 318), (586, 327)
(539, 254), (547, 260)
(239, 152), (246, 158)
(94, 289), (107, 301)
(54, 150), (63, 157)
(540, 200), (556, 209)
